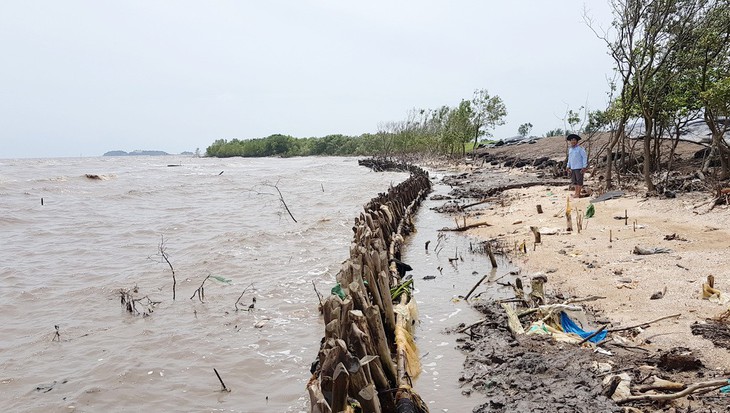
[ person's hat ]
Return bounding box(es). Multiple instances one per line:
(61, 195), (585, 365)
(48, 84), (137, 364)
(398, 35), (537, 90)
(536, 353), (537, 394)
(566, 134), (581, 141)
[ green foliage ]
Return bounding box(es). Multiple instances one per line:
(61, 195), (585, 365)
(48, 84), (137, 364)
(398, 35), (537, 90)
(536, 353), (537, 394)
(470, 89), (508, 149)
(206, 88), (508, 158)
(701, 77), (730, 118)
(390, 279), (413, 300)
(565, 108), (582, 133)
(597, 0), (730, 185)
(584, 110), (611, 134)
(518, 122), (533, 137)
(205, 134), (371, 158)
(544, 128), (565, 137)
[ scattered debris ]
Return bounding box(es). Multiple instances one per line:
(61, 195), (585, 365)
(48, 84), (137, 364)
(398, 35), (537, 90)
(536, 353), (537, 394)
(691, 320), (730, 349)
(120, 286), (160, 316)
(591, 191), (626, 203)
(664, 233), (687, 241)
(702, 275), (729, 304)
(35, 379), (68, 393)
(650, 286), (667, 300)
(657, 347), (704, 372)
(632, 246), (671, 255)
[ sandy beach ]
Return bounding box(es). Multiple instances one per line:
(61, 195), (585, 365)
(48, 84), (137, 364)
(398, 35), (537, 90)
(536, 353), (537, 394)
(428, 139), (730, 411)
(470, 180), (730, 369)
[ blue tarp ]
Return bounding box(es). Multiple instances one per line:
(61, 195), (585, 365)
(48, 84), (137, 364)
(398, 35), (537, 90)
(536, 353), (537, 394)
(560, 312), (607, 343)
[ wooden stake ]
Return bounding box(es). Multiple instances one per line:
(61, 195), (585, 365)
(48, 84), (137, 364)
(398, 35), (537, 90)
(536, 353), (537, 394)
(577, 210), (583, 233)
(530, 226), (541, 244)
(306, 376), (331, 413)
(514, 278), (525, 301)
(529, 274), (547, 305)
(566, 211), (573, 232)
(486, 242), (498, 268)
(337, 339), (381, 413)
(364, 306), (398, 385)
(331, 363), (349, 412)
(349, 321), (391, 393)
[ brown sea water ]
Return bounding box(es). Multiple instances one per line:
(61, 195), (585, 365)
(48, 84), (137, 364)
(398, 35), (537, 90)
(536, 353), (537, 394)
(0, 156), (414, 412)
(1, 156), (514, 412)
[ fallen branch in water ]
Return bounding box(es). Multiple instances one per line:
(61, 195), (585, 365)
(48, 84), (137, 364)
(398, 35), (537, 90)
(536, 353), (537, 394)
(191, 274), (212, 302)
(213, 368), (231, 392)
(120, 287), (160, 316)
(150, 235), (176, 300)
(440, 221), (492, 232)
(234, 282), (255, 311)
(266, 180), (297, 223)
(456, 319), (487, 334)
(465, 271), (493, 301)
(312, 280), (324, 311)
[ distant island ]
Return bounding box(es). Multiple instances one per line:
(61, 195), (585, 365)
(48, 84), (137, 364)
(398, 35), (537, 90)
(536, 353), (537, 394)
(103, 150), (195, 156)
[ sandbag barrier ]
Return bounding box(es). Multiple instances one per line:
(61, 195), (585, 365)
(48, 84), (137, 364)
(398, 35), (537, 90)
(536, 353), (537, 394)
(307, 160), (432, 413)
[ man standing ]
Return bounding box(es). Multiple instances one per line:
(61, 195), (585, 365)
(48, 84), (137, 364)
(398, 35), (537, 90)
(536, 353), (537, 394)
(566, 134), (587, 198)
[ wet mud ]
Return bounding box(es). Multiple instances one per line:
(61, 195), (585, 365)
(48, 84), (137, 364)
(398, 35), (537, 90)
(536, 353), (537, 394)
(454, 300), (730, 412)
(456, 302), (622, 413)
(692, 320), (730, 350)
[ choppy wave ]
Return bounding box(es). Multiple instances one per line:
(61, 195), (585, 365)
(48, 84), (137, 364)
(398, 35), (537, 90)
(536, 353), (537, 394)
(0, 155), (409, 412)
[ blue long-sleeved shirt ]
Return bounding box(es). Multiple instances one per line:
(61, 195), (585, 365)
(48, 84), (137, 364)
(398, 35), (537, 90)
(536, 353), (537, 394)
(567, 145), (587, 170)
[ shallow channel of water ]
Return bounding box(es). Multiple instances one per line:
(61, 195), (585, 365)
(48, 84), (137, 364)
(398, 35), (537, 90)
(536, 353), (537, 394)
(403, 170), (519, 412)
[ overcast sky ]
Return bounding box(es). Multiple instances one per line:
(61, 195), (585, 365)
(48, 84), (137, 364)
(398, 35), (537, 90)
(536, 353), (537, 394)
(1, 1), (616, 159)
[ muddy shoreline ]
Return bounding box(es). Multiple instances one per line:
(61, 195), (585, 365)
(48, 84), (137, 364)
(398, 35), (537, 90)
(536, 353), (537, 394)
(429, 163), (730, 413)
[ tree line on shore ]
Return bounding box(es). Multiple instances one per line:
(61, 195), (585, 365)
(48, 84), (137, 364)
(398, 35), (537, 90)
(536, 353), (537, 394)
(207, 0), (730, 195)
(588, 0), (729, 191)
(205, 89), (509, 159)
